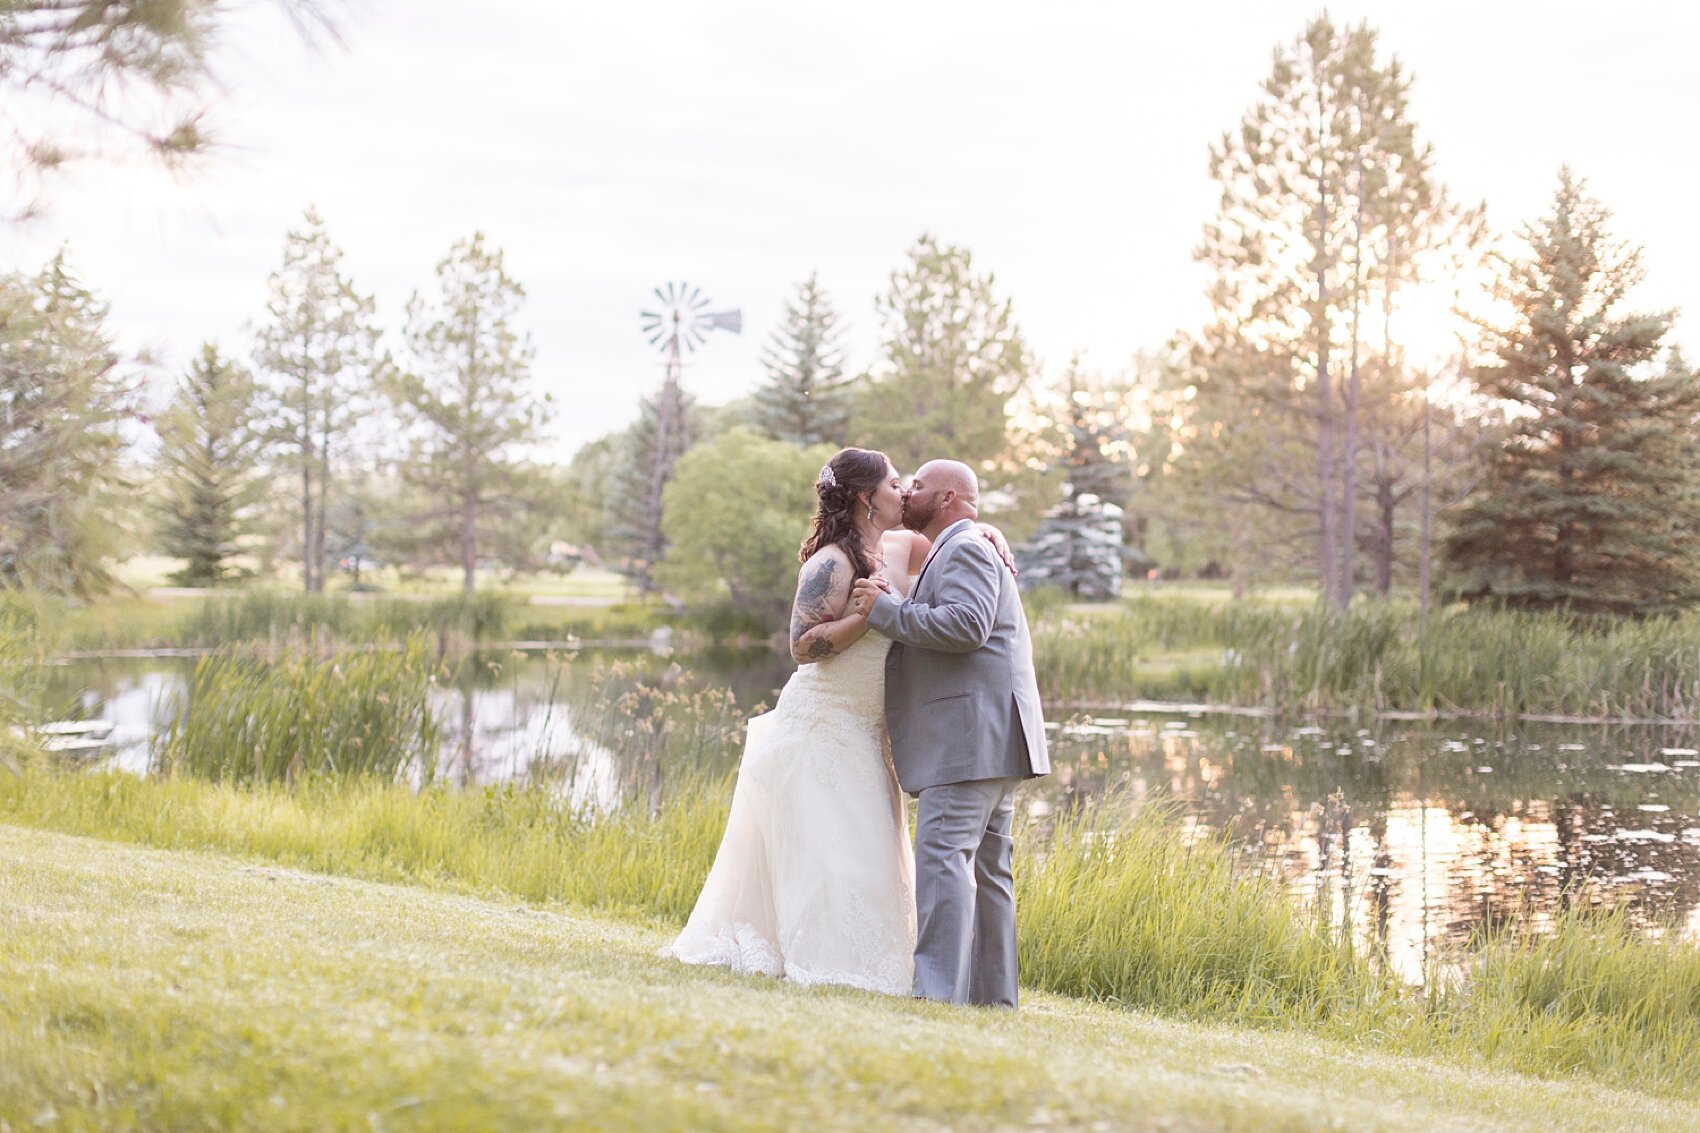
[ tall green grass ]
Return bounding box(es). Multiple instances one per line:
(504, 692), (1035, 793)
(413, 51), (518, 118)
(1034, 596), (1700, 718)
(152, 636), (444, 783)
(1017, 798), (1381, 1025)
(1403, 906), (1700, 1089)
(0, 763), (730, 922)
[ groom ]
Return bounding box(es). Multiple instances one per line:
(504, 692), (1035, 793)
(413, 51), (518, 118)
(850, 459), (1049, 1008)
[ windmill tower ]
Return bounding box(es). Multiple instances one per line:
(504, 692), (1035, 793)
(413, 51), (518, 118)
(631, 282), (741, 585)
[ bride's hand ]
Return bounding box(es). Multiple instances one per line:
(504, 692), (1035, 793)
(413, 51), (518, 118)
(977, 523), (1019, 576)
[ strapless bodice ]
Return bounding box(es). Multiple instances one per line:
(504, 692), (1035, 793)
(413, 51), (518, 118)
(778, 630), (890, 724)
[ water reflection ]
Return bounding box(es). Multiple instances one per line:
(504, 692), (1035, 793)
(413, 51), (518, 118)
(41, 653), (1700, 981)
(1041, 715), (1700, 980)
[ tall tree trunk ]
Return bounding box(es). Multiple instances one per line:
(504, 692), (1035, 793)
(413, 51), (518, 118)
(1374, 444), (1395, 596)
(299, 372), (316, 594)
(1419, 376), (1432, 618)
(462, 310), (481, 597)
(1312, 73), (1340, 606)
(1339, 135), (1367, 609)
(463, 491), (477, 597)
(314, 414), (331, 594)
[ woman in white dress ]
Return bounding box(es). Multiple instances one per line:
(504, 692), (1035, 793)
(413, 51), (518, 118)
(664, 447), (957, 994)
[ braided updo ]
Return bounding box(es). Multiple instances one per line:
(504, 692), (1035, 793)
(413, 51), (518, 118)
(798, 447), (889, 581)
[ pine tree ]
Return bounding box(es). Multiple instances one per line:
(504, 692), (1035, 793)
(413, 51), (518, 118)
(1055, 357), (1135, 510)
(604, 376), (696, 588)
(387, 233), (549, 595)
(0, 251), (133, 594)
(1193, 16), (1478, 605)
(253, 207), (382, 593)
(753, 274), (851, 447)
(853, 235), (1033, 473)
(1444, 171), (1700, 615)
(156, 343), (265, 586)
(0, 2), (338, 222)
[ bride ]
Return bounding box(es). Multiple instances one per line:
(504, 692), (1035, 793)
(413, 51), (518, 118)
(665, 446), (1008, 994)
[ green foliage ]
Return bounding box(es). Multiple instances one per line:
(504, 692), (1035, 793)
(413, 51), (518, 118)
(1020, 797), (1379, 1023)
(1046, 355), (1136, 509)
(155, 342), (266, 586)
(1188, 15), (1481, 604)
(0, 252), (135, 596)
(388, 233), (552, 594)
(1032, 594), (1700, 718)
(852, 234), (1034, 474)
(252, 207), (384, 594)
(151, 636), (443, 785)
(0, 592), (60, 768)
(753, 273), (852, 447)
(1445, 170), (1700, 615)
(603, 376), (696, 587)
(658, 428), (834, 625)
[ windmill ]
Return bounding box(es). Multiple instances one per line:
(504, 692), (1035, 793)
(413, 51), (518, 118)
(631, 282), (741, 586)
(640, 281), (742, 374)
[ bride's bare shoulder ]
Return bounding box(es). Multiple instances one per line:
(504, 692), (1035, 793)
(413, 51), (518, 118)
(882, 529), (928, 574)
(798, 542), (853, 587)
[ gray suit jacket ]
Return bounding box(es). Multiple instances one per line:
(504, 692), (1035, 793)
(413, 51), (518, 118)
(867, 518), (1050, 795)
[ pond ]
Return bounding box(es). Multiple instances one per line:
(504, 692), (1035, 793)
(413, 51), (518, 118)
(43, 649), (1700, 983)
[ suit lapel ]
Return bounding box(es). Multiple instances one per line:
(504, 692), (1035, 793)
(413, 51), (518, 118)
(913, 519), (973, 596)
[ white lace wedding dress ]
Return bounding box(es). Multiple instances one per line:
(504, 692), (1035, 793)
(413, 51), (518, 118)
(665, 630), (916, 995)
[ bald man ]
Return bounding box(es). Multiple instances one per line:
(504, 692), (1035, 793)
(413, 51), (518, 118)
(850, 459), (1050, 1007)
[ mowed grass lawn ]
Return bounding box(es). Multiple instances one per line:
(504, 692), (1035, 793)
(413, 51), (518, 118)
(3, 827), (1695, 1133)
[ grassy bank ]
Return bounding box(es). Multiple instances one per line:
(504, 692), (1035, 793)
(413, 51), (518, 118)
(1036, 594), (1700, 719)
(51, 585), (1700, 721)
(4, 765), (1699, 1100)
(4, 824), (1694, 1133)
(55, 591), (671, 653)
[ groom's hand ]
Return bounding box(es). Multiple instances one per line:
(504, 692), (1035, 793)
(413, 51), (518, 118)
(850, 577), (889, 618)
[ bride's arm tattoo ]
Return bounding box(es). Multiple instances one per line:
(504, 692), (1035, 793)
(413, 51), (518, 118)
(790, 560), (840, 660)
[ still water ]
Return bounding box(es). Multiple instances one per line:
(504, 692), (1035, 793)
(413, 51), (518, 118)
(44, 650), (1700, 982)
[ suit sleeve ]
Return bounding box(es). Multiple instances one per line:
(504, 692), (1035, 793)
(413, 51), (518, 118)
(866, 537), (1001, 653)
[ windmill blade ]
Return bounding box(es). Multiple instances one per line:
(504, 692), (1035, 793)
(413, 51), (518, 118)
(652, 286), (668, 304)
(647, 329), (668, 347)
(707, 309), (743, 334)
(689, 289), (710, 309)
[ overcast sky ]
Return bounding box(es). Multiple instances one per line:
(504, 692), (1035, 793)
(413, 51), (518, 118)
(6, 0), (1696, 455)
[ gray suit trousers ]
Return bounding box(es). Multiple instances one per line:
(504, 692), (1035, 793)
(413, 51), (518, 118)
(912, 776), (1021, 1007)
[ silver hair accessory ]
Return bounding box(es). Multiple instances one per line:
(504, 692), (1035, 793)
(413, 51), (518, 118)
(818, 464), (838, 488)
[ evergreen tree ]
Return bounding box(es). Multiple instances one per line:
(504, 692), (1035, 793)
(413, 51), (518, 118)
(253, 207), (382, 593)
(1054, 356), (1135, 510)
(603, 376), (696, 589)
(156, 343), (266, 586)
(1444, 171), (1700, 615)
(853, 235), (1033, 473)
(753, 274), (851, 446)
(1193, 16), (1478, 605)
(0, 251), (133, 594)
(388, 233), (550, 596)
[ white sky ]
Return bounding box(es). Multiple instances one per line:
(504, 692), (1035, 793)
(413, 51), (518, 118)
(6, 0), (1696, 457)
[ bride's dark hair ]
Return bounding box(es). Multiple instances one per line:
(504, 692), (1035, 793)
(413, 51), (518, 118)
(799, 447), (888, 581)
